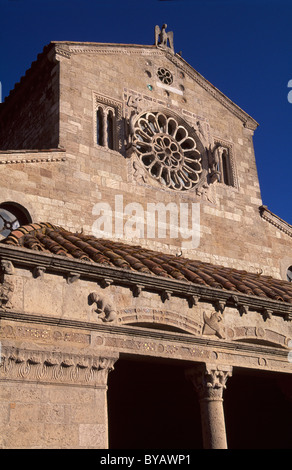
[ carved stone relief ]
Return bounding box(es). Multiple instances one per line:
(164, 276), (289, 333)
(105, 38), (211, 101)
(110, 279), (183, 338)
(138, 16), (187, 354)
(186, 364), (233, 401)
(0, 259), (15, 309)
(0, 346), (118, 387)
(124, 89), (223, 202)
(89, 292), (117, 322)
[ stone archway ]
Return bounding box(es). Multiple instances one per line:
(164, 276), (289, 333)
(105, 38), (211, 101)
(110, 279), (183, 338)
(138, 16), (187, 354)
(107, 356), (203, 449)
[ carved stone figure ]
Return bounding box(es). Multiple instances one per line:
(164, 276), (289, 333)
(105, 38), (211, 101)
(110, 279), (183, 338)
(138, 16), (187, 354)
(89, 292), (117, 322)
(207, 142), (222, 182)
(202, 311), (226, 339)
(0, 279), (14, 309)
(155, 24), (174, 53)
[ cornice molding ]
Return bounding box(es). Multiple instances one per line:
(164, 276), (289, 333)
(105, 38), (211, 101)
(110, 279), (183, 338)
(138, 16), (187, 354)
(0, 149), (66, 165)
(0, 244), (291, 321)
(166, 53), (258, 131)
(260, 205), (292, 238)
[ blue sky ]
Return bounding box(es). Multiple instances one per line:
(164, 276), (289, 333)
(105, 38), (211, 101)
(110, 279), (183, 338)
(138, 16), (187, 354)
(0, 0), (291, 224)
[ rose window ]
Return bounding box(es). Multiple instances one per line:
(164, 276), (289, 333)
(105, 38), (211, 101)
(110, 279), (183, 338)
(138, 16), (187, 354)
(0, 209), (19, 238)
(133, 111), (203, 191)
(157, 67), (173, 85)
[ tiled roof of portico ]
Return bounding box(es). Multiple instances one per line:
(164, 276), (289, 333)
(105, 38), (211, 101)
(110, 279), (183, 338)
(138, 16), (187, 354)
(2, 222), (292, 304)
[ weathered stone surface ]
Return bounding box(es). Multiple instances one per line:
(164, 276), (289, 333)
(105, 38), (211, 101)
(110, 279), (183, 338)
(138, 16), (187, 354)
(0, 28), (291, 449)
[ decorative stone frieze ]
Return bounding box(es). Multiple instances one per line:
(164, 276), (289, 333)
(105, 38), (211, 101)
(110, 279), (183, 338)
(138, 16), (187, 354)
(0, 346), (118, 387)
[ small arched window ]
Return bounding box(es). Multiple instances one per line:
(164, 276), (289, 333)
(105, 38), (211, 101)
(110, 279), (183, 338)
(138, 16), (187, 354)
(107, 110), (114, 150)
(95, 104), (117, 150)
(0, 202), (32, 239)
(217, 146), (234, 187)
(96, 107), (104, 146)
(287, 266), (292, 282)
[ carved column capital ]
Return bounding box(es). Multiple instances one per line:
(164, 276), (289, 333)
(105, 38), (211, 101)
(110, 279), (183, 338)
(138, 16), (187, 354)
(186, 363), (233, 401)
(186, 363), (232, 449)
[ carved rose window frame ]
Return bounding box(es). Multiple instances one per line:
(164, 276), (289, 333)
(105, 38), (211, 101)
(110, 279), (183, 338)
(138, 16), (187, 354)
(131, 109), (209, 192)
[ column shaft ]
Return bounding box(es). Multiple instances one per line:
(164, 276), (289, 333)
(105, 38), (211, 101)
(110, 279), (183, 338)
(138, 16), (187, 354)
(186, 363), (232, 449)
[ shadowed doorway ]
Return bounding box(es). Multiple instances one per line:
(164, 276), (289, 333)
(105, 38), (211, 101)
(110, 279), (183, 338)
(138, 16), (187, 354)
(107, 356), (202, 449)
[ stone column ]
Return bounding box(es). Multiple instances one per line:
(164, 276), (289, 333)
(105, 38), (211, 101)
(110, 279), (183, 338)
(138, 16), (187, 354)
(186, 363), (232, 449)
(102, 107), (108, 147)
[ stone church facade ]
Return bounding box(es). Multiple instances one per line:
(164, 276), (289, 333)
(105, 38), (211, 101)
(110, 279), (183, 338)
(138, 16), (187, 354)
(0, 26), (291, 449)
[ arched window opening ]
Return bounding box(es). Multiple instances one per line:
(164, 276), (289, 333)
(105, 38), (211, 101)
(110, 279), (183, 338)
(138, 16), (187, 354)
(96, 107), (104, 146)
(95, 100), (118, 151)
(287, 266), (292, 282)
(107, 110), (114, 150)
(217, 146), (234, 187)
(0, 202), (32, 239)
(221, 150), (231, 185)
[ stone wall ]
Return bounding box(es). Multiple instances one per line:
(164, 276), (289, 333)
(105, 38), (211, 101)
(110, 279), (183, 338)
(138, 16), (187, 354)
(0, 43), (291, 280)
(0, 45), (59, 150)
(0, 258), (291, 448)
(0, 381), (109, 448)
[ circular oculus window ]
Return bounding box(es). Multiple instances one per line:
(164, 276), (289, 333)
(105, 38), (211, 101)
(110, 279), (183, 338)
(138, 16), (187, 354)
(157, 67), (173, 85)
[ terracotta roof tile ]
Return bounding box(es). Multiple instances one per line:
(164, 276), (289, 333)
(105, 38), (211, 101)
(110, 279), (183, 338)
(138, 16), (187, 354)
(2, 222), (292, 304)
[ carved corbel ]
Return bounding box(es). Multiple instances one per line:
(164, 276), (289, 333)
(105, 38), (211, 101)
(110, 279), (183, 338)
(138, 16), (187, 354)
(89, 292), (117, 322)
(229, 295), (239, 305)
(187, 294), (200, 308)
(33, 266), (46, 279)
(67, 273), (80, 284)
(99, 278), (113, 289)
(284, 312), (292, 322)
(262, 309), (273, 321)
(214, 299), (226, 314)
(132, 284), (144, 297)
(239, 304), (249, 316)
(161, 290), (172, 303)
